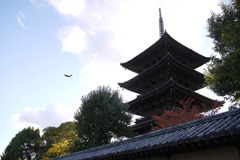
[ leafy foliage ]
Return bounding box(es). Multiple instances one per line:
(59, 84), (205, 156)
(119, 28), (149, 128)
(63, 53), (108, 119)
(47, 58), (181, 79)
(74, 86), (133, 150)
(205, 0), (240, 104)
(151, 98), (221, 131)
(38, 122), (79, 160)
(1, 127), (40, 160)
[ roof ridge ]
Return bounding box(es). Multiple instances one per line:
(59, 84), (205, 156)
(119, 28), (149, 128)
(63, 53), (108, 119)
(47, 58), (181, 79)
(119, 53), (170, 86)
(109, 108), (240, 145)
(120, 32), (168, 67)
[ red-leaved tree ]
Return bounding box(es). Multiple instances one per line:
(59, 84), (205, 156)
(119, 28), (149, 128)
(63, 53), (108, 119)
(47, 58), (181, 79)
(151, 97), (221, 131)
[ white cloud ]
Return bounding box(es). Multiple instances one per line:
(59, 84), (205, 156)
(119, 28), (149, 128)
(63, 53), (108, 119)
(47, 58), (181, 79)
(46, 0), (85, 16)
(110, 0), (161, 61)
(79, 57), (137, 102)
(12, 103), (78, 131)
(46, 0), (224, 103)
(105, 0), (220, 60)
(17, 11), (27, 29)
(74, 0), (223, 102)
(57, 25), (87, 54)
(158, 0), (221, 54)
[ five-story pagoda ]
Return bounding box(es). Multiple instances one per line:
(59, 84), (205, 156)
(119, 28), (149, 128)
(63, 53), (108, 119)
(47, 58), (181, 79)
(119, 9), (218, 134)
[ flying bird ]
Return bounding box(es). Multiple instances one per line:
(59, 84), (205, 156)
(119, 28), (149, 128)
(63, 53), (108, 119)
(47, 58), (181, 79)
(64, 74), (73, 78)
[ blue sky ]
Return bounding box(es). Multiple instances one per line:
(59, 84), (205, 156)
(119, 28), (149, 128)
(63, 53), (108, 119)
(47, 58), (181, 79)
(0, 0), (230, 154)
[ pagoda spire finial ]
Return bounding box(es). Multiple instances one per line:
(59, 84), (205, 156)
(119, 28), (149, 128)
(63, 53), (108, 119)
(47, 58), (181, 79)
(159, 8), (164, 38)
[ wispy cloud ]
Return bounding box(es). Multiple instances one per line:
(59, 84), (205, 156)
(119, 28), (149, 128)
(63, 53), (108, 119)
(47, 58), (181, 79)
(17, 11), (27, 30)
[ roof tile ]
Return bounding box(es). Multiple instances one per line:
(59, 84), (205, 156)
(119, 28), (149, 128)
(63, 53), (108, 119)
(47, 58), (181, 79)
(52, 108), (240, 160)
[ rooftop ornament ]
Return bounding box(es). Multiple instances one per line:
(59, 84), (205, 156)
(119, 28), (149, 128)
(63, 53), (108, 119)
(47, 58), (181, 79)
(159, 8), (164, 38)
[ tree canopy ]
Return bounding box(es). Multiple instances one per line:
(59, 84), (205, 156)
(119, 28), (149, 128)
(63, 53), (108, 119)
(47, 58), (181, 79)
(38, 122), (79, 160)
(205, 0), (240, 105)
(74, 86), (133, 150)
(1, 123), (79, 160)
(1, 127), (40, 160)
(1, 87), (133, 158)
(152, 98), (220, 131)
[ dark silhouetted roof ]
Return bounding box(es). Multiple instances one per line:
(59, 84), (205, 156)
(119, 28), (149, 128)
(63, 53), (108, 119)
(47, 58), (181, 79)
(121, 32), (210, 73)
(128, 78), (217, 116)
(52, 108), (240, 160)
(119, 53), (205, 94)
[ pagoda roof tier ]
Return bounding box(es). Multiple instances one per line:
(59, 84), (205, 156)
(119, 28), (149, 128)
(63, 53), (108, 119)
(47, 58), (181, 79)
(121, 32), (210, 74)
(128, 78), (218, 117)
(131, 117), (155, 134)
(119, 54), (204, 94)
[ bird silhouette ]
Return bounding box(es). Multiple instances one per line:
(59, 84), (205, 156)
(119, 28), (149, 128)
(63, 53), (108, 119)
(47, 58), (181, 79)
(64, 74), (73, 78)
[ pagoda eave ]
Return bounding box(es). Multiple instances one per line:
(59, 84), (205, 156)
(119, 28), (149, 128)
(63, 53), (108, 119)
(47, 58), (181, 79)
(128, 79), (218, 116)
(120, 32), (210, 73)
(131, 118), (155, 134)
(119, 54), (205, 94)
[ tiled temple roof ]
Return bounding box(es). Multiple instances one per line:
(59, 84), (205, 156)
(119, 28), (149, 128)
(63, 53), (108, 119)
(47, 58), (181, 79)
(52, 108), (240, 160)
(120, 32), (210, 73)
(119, 53), (205, 94)
(128, 78), (218, 116)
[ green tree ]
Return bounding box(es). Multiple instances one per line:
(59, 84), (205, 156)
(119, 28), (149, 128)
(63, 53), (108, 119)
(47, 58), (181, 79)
(1, 127), (40, 160)
(74, 86), (133, 150)
(205, 0), (240, 105)
(37, 122), (79, 160)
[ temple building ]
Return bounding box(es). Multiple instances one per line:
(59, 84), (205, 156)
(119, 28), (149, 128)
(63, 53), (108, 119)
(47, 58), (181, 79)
(118, 9), (218, 134)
